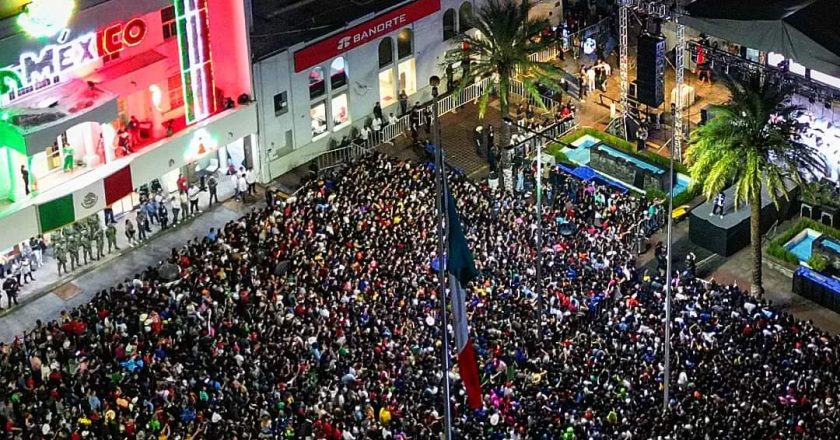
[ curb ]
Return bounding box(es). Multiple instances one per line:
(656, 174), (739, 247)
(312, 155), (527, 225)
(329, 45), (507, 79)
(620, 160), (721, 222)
(0, 197), (255, 318)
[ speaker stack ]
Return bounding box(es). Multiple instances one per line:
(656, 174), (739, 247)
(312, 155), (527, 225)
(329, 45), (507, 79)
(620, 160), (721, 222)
(636, 33), (666, 108)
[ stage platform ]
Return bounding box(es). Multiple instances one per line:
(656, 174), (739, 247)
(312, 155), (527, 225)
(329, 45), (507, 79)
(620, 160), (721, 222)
(689, 182), (798, 256)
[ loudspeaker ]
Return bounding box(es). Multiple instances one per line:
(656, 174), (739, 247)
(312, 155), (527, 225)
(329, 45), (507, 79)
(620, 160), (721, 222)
(636, 33), (665, 107)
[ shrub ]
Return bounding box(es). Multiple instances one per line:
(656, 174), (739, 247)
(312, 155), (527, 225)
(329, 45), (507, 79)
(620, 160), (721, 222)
(807, 254), (829, 272)
(766, 218), (840, 267)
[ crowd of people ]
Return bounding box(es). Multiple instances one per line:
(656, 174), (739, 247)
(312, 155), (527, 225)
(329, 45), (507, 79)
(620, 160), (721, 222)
(0, 153), (838, 439)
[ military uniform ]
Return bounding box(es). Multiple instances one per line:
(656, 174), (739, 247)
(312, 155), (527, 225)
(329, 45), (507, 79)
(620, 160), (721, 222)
(95, 226), (105, 259)
(106, 223), (119, 253)
(82, 224), (94, 264)
(67, 228), (80, 270)
(55, 241), (68, 275)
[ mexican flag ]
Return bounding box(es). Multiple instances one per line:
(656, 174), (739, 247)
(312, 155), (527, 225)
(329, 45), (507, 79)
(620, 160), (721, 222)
(446, 190), (483, 409)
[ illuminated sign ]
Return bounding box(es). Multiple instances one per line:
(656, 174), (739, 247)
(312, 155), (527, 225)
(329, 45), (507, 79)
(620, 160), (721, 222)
(294, 0), (440, 72)
(0, 18), (147, 102)
(18, 0), (76, 38)
(183, 128), (219, 162)
(96, 19), (148, 56)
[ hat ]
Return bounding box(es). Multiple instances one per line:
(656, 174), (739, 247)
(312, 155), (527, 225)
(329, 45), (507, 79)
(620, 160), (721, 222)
(490, 413), (499, 426)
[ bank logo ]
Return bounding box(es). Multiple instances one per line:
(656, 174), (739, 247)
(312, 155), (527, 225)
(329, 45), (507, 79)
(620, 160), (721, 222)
(337, 36), (352, 51)
(81, 192), (98, 209)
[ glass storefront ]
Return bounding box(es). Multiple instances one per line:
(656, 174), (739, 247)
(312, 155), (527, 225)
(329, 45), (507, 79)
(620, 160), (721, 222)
(398, 58), (417, 96)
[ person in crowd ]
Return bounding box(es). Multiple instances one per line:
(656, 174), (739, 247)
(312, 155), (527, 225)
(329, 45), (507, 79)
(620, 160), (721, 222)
(20, 165), (29, 195)
(246, 168), (257, 196)
(712, 191), (726, 218)
(207, 174), (219, 206)
(373, 101), (383, 121)
(19, 256), (33, 284)
(180, 190), (190, 221)
(237, 173), (248, 203)
(0, 154), (837, 440)
(124, 218), (137, 245)
(158, 199), (169, 230)
(188, 184), (200, 215)
(398, 90), (409, 115)
(2, 273), (19, 308)
(135, 210), (147, 241)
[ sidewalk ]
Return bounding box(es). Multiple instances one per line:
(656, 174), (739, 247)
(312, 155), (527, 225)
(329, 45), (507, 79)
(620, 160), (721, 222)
(0, 191), (260, 342)
(1, 178), (240, 312)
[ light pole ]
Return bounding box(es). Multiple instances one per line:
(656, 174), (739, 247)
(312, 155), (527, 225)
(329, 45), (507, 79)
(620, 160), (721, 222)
(430, 75), (455, 440)
(501, 118), (575, 322)
(662, 104), (677, 413)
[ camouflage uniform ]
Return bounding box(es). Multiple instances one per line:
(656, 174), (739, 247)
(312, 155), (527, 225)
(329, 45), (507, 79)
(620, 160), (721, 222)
(95, 225), (105, 259)
(55, 240), (68, 276)
(67, 228), (80, 270)
(82, 224), (94, 264)
(106, 223), (119, 253)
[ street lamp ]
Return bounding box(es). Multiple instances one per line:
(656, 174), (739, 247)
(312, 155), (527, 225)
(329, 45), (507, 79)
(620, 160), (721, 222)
(502, 117), (575, 323)
(662, 103), (677, 413)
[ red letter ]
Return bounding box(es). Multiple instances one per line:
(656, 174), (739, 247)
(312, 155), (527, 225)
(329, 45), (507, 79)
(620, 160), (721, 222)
(123, 18), (147, 47)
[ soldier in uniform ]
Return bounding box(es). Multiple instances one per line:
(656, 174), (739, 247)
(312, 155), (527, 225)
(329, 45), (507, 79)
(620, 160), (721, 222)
(81, 223), (94, 264)
(95, 223), (105, 259)
(67, 228), (80, 270)
(106, 222), (119, 253)
(55, 240), (68, 276)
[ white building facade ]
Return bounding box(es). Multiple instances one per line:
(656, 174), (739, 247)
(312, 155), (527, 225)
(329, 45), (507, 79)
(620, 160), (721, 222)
(252, 0), (480, 179)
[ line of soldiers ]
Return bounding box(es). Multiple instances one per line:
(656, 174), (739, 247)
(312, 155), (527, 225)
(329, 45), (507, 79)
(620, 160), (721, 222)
(52, 216), (119, 276)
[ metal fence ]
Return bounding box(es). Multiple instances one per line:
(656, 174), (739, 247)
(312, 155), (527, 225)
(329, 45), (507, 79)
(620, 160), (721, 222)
(312, 78), (492, 171)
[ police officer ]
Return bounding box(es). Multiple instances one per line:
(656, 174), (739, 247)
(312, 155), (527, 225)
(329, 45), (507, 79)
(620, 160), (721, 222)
(106, 222), (119, 253)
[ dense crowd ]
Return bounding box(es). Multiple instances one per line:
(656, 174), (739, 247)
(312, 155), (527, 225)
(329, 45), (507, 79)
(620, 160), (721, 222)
(0, 153), (838, 439)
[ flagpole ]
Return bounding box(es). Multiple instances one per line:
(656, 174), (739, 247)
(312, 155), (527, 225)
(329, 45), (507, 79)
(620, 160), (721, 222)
(431, 76), (454, 440)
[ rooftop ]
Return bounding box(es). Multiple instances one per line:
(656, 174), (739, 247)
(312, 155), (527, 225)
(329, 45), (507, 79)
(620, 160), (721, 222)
(249, 0), (406, 61)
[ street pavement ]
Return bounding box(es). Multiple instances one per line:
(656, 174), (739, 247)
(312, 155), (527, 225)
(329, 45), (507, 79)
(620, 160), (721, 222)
(0, 198), (251, 342)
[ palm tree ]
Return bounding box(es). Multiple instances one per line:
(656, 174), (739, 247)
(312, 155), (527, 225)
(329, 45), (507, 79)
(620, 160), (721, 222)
(685, 75), (825, 296)
(444, 0), (564, 158)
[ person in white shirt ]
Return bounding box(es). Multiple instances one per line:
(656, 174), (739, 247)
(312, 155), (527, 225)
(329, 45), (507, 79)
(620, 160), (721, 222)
(187, 184), (200, 215)
(359, 125), (371, 145)
(388, 113), (398, 126)
(237, 174), (248, 201)
(587, 66), (596, 92)
(245, 168), (257, 195)
(371, 117), (383, 144)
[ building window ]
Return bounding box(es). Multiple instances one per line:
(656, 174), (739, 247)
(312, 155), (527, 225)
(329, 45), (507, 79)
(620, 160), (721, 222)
(330, 57), (348, 90)
(443, 9), (457, 41)
(309, 67), (326, 100)
(168, 74), (184, 110)
(398, 58), (416, 96)
(331, 93), (350, 129)
(310, 102), (327, 138)
(273, 91), (288, 116)
(379, 38), (394, 69)
(459, 2), (474, 32)
(161, 6), (177, 41)
(379, 69), (396, 105)
(397, 29), (413, 60)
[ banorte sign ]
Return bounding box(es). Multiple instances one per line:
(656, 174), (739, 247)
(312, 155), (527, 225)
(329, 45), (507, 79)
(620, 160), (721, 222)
(293, 0), (441, 72)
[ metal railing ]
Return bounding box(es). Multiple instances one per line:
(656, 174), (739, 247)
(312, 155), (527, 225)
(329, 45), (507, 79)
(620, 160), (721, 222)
(310, 78), (492, 172)
(510, 118), (579, 159)
(316, 141), (372, 173)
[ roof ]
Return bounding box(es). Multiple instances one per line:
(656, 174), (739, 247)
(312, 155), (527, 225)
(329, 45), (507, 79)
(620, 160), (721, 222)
(250, 0), (407, 62)
(682, 0), (840, 76)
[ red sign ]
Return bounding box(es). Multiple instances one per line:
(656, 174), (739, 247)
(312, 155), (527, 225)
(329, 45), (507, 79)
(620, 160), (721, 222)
(96, 18), (148, 57)
(294, 0), (441, 72)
